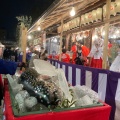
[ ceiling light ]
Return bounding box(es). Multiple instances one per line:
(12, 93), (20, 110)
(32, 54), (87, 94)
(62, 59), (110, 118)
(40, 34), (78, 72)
(70, 7), (76, 17)
(37, 26), (41, 31)
(28, 35), (32, 40)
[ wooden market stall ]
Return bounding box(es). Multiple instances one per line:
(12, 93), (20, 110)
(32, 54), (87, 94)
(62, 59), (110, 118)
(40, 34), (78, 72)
(27, 0), (120, 69)
(26, 1), (120, 120)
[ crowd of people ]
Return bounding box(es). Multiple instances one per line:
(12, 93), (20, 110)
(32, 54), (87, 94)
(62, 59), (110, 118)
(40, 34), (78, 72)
(2, 47), (19, 62)
(49, 38), (116, 70)
(0, 40), (119, 71)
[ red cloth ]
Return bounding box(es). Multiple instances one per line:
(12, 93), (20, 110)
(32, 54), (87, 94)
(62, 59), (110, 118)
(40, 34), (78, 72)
(48, 55), (52, 59)
(71, 45), (77, 64)
(61, 53), (70, 63)
(4, 81), (111, 120)
(0, 74), (3, 88)
(81, 45), (90, 57)
(108, 43), (112, 49)
(90, 57), (102, 68)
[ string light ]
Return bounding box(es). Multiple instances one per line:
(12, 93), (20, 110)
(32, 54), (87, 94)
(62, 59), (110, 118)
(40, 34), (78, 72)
(70, 7), (76, 17)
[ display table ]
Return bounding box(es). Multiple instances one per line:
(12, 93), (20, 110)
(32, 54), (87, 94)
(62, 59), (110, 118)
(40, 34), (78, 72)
(3, 80), (111, 120)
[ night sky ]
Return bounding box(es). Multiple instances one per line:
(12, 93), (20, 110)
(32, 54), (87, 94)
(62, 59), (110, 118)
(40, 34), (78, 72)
(0, 0), (55, 40)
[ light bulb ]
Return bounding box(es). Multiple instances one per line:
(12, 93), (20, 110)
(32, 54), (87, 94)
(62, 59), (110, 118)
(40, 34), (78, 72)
(93, 35), (98, 40)
(37, 26), (41, 31)
(102, 31), (105, 36)
(113, 35), (117, 39)
(28, 35), (32, 40)
(116, 30), (120, 34)
(70, 7), (76, 17)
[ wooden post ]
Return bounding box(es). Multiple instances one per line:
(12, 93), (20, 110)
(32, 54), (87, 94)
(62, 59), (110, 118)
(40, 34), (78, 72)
(21, 25), (27, 63)
(59, 19), (64, 61)
(102, 0), (111, 69)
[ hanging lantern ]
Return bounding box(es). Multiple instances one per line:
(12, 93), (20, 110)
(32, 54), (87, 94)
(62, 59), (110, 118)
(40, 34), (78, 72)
(66, 22), (69, 31)
(88, 12), (93, 23)
(69, 21), (72, 30)
(85, 31), (89, 37)
(103, 5), (107, 18)
(73, 18), (77, 28)
(76, 17), (80, 27)
(110, 2), (116, 16)
(115, 0), (120, 13)
(96, 8), (102, 20)
(92, 10), (97, 22)
(57, 26), (61, 33)
(63, 24), (66, 32)
(81, 15), (85, 25)
(71, 20), (74, 29)
(85, 13), (89, 24)
(65, 24), (67, 31)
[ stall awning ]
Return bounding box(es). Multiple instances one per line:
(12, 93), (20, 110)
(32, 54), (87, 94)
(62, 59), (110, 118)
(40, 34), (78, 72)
(28, 0), (105, 33)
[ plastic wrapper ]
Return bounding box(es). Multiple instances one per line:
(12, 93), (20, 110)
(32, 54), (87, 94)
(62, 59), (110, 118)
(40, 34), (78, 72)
(56, 69), (72, 103)
(18, 90), (30, 100)
(33, 59), (57, 77)
(80, 85), (99, 101)
(24, 97), (38, 109)
(12, 84), (23, 95)
(15, 93), (26, 112)
(73, 85), (99, 101)
(76, 95), (93, 107)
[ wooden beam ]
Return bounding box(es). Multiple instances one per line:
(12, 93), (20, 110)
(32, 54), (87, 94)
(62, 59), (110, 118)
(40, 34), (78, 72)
(42, 0), (96, 30)
(59, 19), (64, 61)
(60, 0), (84, 8)
(21, 24), (27, 63)
(102, 0), (111, 69)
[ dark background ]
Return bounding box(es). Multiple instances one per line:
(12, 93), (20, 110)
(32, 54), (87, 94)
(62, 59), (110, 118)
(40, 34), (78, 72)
(0, 0), (55, 40)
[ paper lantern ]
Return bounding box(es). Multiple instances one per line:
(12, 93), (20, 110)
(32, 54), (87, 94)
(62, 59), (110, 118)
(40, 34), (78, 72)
(92, 10), (97, 22)
(103, 5), (106, 18)
(115, 0), (120, 13)
(85, 13), (89, 24)
(88, 12), (93, 23)
(71, 20), (74, 29)
(57, 26), (61, 33)
(73, 18), (77, 28)
(76, 17), (80, 27)
(81, 15), (85, 25)
(69, 21), (72, 29)
(96, 8), (102, 20)
(84, 31), (89, 37)
(110, 2), (116, 16)
(64, 24), (67, 31)
(63, 24), (65, 32)
(66, 22), (69, 31)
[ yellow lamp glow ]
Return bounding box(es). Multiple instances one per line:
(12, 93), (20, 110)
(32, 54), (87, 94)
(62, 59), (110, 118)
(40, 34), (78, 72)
(70, 7), (76, 17)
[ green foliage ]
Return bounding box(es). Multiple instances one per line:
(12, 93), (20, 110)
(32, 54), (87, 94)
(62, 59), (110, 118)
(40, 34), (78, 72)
(57, 89), (76, 109)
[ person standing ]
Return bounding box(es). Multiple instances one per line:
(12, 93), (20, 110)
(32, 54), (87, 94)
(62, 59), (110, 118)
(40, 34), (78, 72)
(77, 41), (90, 66)
(61, 49), (70, 63)
(88, 39), (103, 69)
(74, 46), (84, 65)
(110, 45), (120, 72)
(71, 42), (77, 64)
